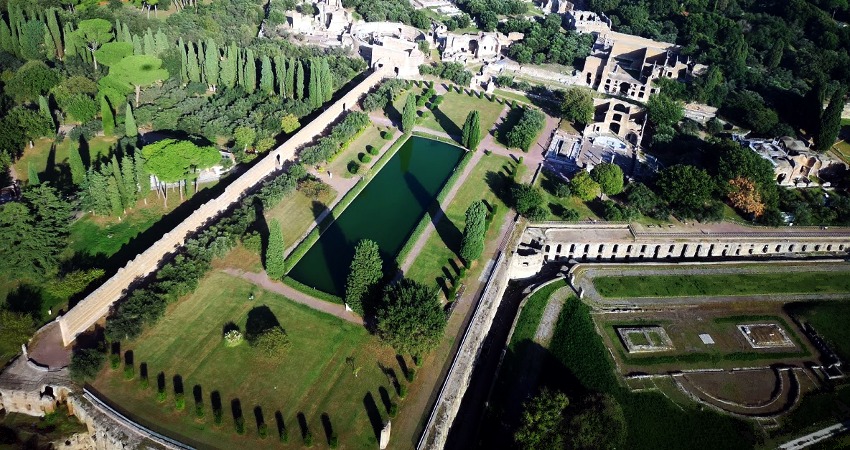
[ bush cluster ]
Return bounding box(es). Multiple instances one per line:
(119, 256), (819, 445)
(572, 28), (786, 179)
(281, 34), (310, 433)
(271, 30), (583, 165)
(300, 111), (370, 165)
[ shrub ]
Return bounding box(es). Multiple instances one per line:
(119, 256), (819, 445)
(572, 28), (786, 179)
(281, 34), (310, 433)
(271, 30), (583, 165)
(259, 423), (269, 439)
(224, 330), (244, 347)
(156, 391), (166, 403)
(389, 402), (399, 418)
(195, 403), (205, 419)
(110, 354), (120, 370)
(359, 153), (372, 164)
(304, 430), (314, 446)
(406, 367), (416, 382)
(70, 349), (106, 382)
(367, 145), (379, 155)
(280, 427), (289, 443)
(140, 377), (149, 389)
(251, 327), (291, 356)
(330, 433), (339, 448)
(484, 149), (492, 156)
(214, 408), (223, 425)
(382, 130), (394, 140)
(124, 365), (134, 380)
(235, 416), (245, 435)
(175, 393), (185, 411)
(348, 161), (361, 174)
(400, 385), (409, 399)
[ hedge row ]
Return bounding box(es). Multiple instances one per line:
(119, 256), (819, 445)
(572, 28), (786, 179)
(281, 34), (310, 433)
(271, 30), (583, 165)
(282, 276), (343, 304)
(300, 111), (370, 165)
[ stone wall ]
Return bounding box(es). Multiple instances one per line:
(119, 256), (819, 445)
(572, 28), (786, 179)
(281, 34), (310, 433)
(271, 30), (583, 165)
(57, 69), (388, 346)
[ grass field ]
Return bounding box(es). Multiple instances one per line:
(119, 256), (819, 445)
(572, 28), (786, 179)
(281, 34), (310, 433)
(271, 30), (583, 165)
(418, 91), (505, 141)
(14, 136), (117, 184)
(325, 124), (389, 179)
(264, 188), (337, 249)
(831, 141), (850, 164)
(405, 154), (522, 292)
(593, 271), (850, 298)
(92, 271), (403, 449)
(787, 301), (850, 361)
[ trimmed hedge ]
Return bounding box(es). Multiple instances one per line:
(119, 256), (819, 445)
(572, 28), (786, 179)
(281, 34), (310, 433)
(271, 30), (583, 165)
(282, 276), (343, 304)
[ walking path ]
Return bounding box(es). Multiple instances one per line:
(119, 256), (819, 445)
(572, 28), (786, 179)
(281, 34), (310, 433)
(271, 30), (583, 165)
(220, 268), (364, 325)
(779, 420), (850, 449)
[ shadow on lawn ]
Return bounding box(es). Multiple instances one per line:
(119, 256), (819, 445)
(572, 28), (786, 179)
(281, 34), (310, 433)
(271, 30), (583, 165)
(363, 392), (384, 441)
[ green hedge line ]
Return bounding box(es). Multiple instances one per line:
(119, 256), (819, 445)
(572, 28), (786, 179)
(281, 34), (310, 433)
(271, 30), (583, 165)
(282, 276), (343, 304)
(394, 149), (474, 266)
(284, 133), (412, 272)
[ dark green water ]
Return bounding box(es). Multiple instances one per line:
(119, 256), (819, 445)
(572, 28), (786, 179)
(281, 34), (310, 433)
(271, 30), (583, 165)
(288, 136), (464, 296)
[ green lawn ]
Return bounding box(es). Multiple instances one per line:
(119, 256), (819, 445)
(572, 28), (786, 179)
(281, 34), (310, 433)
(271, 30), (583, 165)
(325, 124), (389, 179)
(92, 271), (403, 449)
(831, 140), (850, 164)
(787, 301), (850, 361)
(535, 169), (601, 221)
(264, 188), (337, 248)
(14, 135), (117, 184)
(405, 154), (521, 292)
(418, 91), (506, 141)
(593, 271), (850, 298)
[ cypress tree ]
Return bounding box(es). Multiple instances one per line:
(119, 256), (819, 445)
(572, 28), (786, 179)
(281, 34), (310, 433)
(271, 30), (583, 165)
(110, 155), (127, 206)
(459, 200), (487, 264)
(187, 43), (201, 83)
(0, 20), (13, 54)
(106, 176), (123, 216)
(86, 168), (110, 215)
(46, 9), (62, 58)
(308, 58), (321, 108)
(132, 34), (142, 55)
(62, 23), (76, 58)
(461, 111), (481, 150)
(286, 57), (296, 99)
(68, 141), (86, 186)
(204, 39), (219, 92)
(27, 162), (40, 185)
(125, 102), (138, 137)
(43, 25), (56, 60)
(134, 152), (150, 200)
(401, 94), (416, 133)
(321, 58), (333, 102)
(154, 29), (168, 55)
(236, 47), (245, 87)
(101, 97), (115, 135)
(816, 88), (846, 152)
(265, 219), (286, 279)
(274, 55), (286, 96)
(143, 28), (155, 55)
(178, 37), (188, 83)
(295, 60), (305, 100)
(260, 55), (274, 95)
(121, 154), (137, 205)
(344, 239), (382, 315)
(244, 49), (256, 93)
(38, 95), (53, 128)
(220, 43), (237, 89)
(121, 23), (131, 44)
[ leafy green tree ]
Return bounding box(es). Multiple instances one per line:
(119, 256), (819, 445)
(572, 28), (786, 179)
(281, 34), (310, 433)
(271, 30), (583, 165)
(220, 43), (238, 89)
(560, 87), (594, 125)
(646, 93), (683, 127)
(656, 164), (714, 217)
(71, 18), (113, 71)
(106, 176), (123, 216)
(815, 87), (845, 152)
(106, 55), (168, 106)
(515, 388), (569, 450)
(459, 200), (487, 264)
(569, 394), (627, 450)
(125, 102), (138, 137)
(70, 348), (105, 382)
(376, 279), (446, 356)
(281, 114), (300, 134)
(265, 219), (286, 279)
(260, 55), (274, 95)
(0, 184), (71, 277)
(251, 326), (290, 356)
(590, 162), (624, 195)
(570, 171), (601, 201)
(6, 61), (59, 103)
(234, 126), (256, 151)
(0, 310), (35, 361)
(141, 139), (221, 206)
(345, 239), (383, 315)
(101, 97), (115, 135)
(68, 141), (86, 186)
(20, 20), (47, 60)
(402, 94), (416, 133)
(506, 107), (545, 151)
(461, 111), (481, 150)
(60, 94), (97, 123)
(511, 183), (546, 219)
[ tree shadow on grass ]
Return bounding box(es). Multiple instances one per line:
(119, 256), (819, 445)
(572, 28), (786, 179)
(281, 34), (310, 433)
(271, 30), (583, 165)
(254, 406), (265, 433)
(6, 284), (44, 320)
(245, 305), (281, 342)
(274, 410), (286, 440)
(379, 386), (392, 414)
(321, 413), (334, 445)
(431, 106), (462, 142)
(172, 375), (184, 396)
(363, 392), (383, 441)
(297, 412), (309, 440)
(496, 107), (524, 147)
(484, 170), (515, 210)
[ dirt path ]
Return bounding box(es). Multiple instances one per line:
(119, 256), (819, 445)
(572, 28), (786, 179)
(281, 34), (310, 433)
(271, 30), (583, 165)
(220, 268), (364, 325)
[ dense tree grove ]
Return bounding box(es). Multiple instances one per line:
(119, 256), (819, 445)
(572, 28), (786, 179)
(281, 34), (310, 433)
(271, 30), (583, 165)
(300, 111), (370, 165)
(559, 87), (594, 125)
(504, 14), (595, 66)
(418, 62), (473, 87)
(505, 107), (545, 151)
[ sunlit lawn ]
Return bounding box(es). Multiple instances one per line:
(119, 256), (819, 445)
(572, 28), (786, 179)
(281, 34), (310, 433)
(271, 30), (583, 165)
(264, 188), (337, 249)
(418, 92), (506, 141)
(325, 125), (389, 179)
(14, 135), (117, 184)
(406, 154), (522, 292)
(92, 271), (404, 449)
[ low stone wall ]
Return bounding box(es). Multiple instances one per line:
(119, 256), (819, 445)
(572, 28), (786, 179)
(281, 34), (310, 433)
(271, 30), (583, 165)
(57, 69), (388, 346)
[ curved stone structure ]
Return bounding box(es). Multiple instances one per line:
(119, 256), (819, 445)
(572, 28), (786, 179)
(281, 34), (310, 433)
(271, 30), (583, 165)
(56, 69), (389, 346)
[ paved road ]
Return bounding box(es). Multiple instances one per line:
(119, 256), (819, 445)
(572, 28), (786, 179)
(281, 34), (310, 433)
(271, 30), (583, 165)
(220, 269), (364, 325)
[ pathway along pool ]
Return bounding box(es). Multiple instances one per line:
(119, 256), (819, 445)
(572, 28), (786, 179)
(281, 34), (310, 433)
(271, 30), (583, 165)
(288, 136), (464, 296)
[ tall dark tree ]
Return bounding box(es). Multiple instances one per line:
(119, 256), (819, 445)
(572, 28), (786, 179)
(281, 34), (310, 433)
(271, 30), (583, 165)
(243, 49), (256, 93)
(459, 200), (487, 264)
(68, 141), (86, 186)
(461, 110), (481, 150)
(295, 60), (305, 100)
(265, 219), (286, 279)
(816, 88), (846, 152)
(344, 239), (383, 315)
(260, 55), (274, 95)
(401, 94), (416, 133)
(376, 279), (446, 356)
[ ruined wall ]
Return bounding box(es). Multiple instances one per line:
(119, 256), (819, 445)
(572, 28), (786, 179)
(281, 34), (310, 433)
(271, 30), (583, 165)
(57, 69), (388, 346)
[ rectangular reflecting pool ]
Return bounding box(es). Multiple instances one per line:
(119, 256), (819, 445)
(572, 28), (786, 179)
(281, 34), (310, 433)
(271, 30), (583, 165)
(287, 136), (464, 296)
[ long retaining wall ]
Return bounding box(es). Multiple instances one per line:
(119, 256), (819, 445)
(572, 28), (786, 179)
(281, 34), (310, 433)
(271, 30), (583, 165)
(57, 69), (389, 346)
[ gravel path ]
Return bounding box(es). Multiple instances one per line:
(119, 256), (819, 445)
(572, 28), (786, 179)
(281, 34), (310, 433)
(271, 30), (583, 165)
(533, 286), (571, 345)
(220, 268), (364, 325)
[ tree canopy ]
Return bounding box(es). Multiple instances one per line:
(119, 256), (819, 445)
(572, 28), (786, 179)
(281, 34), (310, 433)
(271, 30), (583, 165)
(345, 239), (383, 315)
(515, 388), (570, 450)
(459, 200), (487, 263)
(590, 162), (624, 196)
(141, 139), (220, 183)
(376, 279), (446, 356)
(560, 87), (594, 125)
